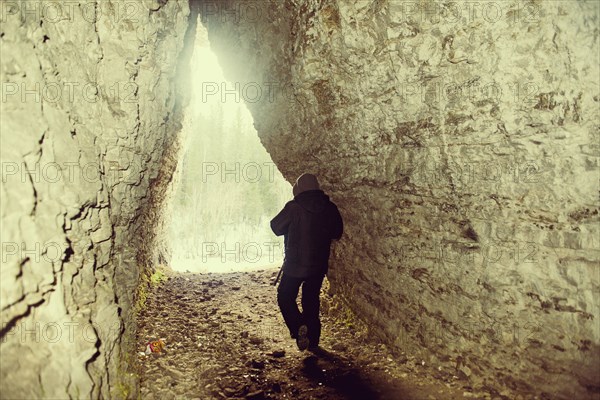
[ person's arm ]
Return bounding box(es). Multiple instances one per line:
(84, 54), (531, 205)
(270, 201), (293, 236)
(330, 204), (343, 240)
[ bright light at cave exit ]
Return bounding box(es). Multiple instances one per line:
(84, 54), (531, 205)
(168, 19), (292, 274)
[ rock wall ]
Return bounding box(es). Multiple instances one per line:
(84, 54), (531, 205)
(0, 0), (195, 398)
(201, 0), (600, 398)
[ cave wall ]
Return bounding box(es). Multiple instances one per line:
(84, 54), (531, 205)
(0, 0), (194, 398)
(201, 0), (599, 398)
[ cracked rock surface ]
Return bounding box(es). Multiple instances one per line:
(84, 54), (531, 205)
(1, 1), (193, 397)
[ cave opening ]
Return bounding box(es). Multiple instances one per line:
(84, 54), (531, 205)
(168, 16), (291, 274)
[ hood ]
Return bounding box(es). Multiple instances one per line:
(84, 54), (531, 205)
(292, 173), (320, 197)
(294, 189), (329, 213)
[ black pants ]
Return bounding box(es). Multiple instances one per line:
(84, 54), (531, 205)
(277, 272), (325, 347)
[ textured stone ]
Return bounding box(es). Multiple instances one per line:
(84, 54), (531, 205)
(0, 0), (194, 398)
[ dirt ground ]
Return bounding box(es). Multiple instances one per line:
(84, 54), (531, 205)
(135, 267), (493, 400)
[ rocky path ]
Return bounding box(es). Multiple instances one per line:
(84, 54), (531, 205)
(136, 268), (474, 400)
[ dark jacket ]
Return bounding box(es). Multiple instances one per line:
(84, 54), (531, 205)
(270, 190), (343, 278)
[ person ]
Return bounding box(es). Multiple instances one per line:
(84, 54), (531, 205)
(270, 173), (343, 351)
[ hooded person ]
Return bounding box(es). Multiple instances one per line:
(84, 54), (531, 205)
(292, 173), (319, 197)
(270, 173), (343, 352)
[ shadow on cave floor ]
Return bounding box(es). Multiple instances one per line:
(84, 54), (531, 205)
(135, 268), (471, 400)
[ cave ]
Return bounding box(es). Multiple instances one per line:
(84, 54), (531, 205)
(0, 1), (598, 399)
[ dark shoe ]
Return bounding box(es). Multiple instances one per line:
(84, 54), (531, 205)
(296, 325), (309, 351)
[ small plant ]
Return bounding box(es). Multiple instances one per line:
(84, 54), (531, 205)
(135, 265), (170, 312)
(135, 285), (148, 312)
(114, 381), (131, 399)
(150, 269), (167, 285)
